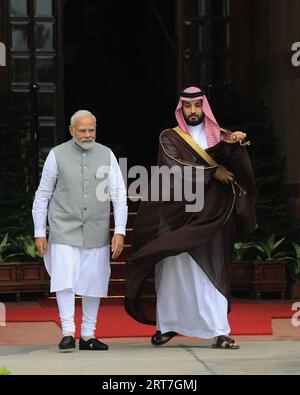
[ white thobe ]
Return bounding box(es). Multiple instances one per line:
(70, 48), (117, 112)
(32, 150), (128, 297)
(155, 122), (230, 338)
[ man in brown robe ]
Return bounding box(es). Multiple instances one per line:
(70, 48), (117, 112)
(125, 86), (256, 349)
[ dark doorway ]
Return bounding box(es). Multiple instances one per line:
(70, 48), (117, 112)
(63, 0), (176, 167)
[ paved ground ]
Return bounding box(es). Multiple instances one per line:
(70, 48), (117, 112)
(0, 301), (300, 375)
(1, 339), (300, 375)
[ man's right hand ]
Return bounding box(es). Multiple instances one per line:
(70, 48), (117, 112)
(214, 166), (235, 184)
(35, 237), (48, 255)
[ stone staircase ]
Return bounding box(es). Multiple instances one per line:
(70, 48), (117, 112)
(107, 202), (137, 298)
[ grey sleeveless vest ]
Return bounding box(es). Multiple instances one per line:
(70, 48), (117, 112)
(48, 139), (111, 248)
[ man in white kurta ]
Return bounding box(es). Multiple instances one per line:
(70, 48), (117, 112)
(32, 110), (127, 351)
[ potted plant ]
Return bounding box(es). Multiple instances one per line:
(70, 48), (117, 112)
(0, 95), (50, 300)
(0, 233), (49, 301)
(231, 242), (255, 294)
(251, 234), (290, 300)
(288, 242), (300, 299)
(15, 234), (43, 261)
(0, 233), (21, 263)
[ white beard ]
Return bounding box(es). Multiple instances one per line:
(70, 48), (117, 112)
(73, 137), (95, 150)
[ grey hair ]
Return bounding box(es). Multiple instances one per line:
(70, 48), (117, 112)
(70, 110), (97, 126)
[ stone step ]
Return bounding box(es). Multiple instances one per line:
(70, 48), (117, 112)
(110, 262), (126, 279)
(107, 279), (126, 297)
(107, 207), (139, 297)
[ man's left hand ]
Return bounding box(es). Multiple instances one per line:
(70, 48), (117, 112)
(229, 131), (247, 143)
(111, 234), (125, 260)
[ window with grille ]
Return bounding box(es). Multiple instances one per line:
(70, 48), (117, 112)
(8, 0), (63, 156)
(177, 0), (231, 89)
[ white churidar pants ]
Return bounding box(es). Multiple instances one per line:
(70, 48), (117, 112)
(44, 242), (111, 336)
(155, 252), (230, 339)
(56, 289), (100, 337)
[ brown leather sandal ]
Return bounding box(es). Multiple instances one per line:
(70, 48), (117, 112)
(212, 335), (240, 350)
(151, 331), (177, 346)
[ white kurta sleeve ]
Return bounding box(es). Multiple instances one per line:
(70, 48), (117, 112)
(108, 151), (128, 236)
(32, 150), (58, 238)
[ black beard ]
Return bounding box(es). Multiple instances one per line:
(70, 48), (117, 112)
(184, 114), (204, 126)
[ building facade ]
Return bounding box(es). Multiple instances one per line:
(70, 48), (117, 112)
(0, 0), (300, 209)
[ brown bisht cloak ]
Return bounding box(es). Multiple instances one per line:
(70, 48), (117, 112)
(124, 128), (257, 325)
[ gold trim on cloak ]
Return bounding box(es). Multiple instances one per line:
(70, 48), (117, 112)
(159, 128), (237, 225)
(159, 130), (218, 170)
(170, 127), (245, 225)
(173, 126), (218, 167)
(173, 126), (250, 164)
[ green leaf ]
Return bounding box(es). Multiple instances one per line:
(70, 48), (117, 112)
(292, 243), (300, 259)
(0, 233), (9, 249)
(272, 237), (285, 252)
(0, 367), (11, 375)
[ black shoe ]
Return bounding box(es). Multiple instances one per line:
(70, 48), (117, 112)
(151, 331), (177, 346)
(79, 338), (109, 351)
(58, 336), (76, 352)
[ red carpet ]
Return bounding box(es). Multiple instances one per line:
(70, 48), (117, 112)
(6, 300), (293, 338)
